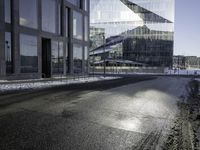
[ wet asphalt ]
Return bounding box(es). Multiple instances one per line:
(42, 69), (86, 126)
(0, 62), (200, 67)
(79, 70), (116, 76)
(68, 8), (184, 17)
(0, 76), (190, 150)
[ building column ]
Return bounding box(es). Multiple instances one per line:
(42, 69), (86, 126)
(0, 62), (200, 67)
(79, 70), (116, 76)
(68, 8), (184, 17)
(38, 0), (42, 78)
(69, 9), (74, 74)
(12, 0), (20, 75)
(0, 0), (6, 77)
(62, 0), (67, 76)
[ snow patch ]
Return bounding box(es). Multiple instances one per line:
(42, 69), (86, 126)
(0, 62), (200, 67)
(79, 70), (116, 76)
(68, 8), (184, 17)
(0, 76), (120, 93)
(165, 69), (200, 75)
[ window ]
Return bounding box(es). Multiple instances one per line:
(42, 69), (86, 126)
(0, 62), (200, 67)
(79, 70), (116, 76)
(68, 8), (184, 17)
(73, 44), (83, 74)
(65, 8), (69, 37)
(52, 41), (64, 74)
(73, 11), (83, 40)
(84, 16), (88, 41)
(58, 3), (61, 35)
(84, 46), (88, 73)
(20, 34), (38, 73)
(84, 0), (88, 11)
(19, 0), (38, 28)
(5, 32), (13, 74)
(42, 0), (56, 33)
(67, 0), (81, 8)
(4, 0), (11, 23)
(65, 44), (69, 73)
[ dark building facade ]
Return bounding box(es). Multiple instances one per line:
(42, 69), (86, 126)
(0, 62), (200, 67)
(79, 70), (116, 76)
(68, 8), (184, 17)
(0, 0), (89, 79)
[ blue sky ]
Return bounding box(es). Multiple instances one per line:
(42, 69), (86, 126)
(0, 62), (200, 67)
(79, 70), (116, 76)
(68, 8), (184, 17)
(174, 0), (200, 57)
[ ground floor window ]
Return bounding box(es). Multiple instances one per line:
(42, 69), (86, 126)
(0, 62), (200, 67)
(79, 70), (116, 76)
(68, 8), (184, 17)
(5, 32), (13, 74)
(84, 46), (88, 74)
(73, 44), (83, 74)
(73, 11), (83, 40)
(65, 44), (69, 74)
(52, 41), (64, 75)
(20, 34), (38, 73)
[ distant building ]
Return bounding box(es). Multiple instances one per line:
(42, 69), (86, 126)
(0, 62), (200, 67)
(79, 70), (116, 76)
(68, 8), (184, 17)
(185, 56), (200, 69)
(90, 0), (174, 68)
(173, 55), (186, 69)
(0, 0), (89, 79)
(173, 55), (200, 69)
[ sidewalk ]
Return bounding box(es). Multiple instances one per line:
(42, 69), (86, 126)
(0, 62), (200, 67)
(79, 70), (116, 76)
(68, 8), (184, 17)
(0, 76), (120, 94)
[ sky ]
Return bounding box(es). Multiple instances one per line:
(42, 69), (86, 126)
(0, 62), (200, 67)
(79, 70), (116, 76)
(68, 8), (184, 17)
(174, 0), (200, 57)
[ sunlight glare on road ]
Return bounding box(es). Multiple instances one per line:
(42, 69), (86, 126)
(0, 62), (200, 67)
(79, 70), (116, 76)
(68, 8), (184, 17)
(103, 88), (180, 133)
(120, 118), (142, 132)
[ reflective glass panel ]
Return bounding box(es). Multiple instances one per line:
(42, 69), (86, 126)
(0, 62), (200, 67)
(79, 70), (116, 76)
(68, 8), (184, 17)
(4, 0), (11, 23)
(19, 0), (38, 28)
(65, 44), (69, 73)
(90, 0), (174, 67)
(42, 0), (56, 33)
(65, 8), (69, 37)
(5, 32), (12, 74)
(20, 34), (38, 73)
(73, 11), (83, 40)
(85, 16), (88, 41)
(67, 0), (81, 8)
(73, 44), (83, 74)
(84, 0), (88, 11)
(84, 46), (88, 73)
(52, 41), (64, 74)
(58, 3), (61, 35)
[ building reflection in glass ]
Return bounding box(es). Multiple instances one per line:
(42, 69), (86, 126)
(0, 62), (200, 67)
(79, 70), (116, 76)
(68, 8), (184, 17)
(90, 0), (174, 69)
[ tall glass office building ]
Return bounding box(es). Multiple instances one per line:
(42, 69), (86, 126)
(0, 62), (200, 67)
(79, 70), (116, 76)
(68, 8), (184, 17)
(90, 0), (174, 68)
(0, 0), (89, 79)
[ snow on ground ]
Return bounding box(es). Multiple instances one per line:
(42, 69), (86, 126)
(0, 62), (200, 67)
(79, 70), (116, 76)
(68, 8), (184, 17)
(165, 69), (200, 75)
(195, 78), (200, 82)
(94, 69), (200, 76)
(0, 76), (119, 93)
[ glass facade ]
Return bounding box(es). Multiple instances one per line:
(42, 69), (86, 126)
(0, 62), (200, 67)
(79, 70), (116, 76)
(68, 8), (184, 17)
(84, 0), (88, 11)
(42, 0), (56, 33)
(90, 0), (174, 67)
(0, 0), (89, 79)
(84, 46), (89, 73)
(4, 0), (11, 23)
(73, 44), (83, 74)
(65, 44), (69, 74)
(67, 0), (81, 8)
(73, 11), (83, 40)
(58, 3), (61, 35)
(84, 16), (88, 41)
(20, 34), (38, 73)
(19, 0), (38, 29)
(5, 32), (12, 74)
(52, 41), (64, 74)
(65, 8), (69, 37)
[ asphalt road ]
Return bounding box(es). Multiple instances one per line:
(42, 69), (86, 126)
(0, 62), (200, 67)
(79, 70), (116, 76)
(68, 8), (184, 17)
(0, 76), (190, 150)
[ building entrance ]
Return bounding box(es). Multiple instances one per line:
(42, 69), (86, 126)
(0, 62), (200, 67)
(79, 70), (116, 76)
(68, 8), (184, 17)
(42, 38), (51, 78)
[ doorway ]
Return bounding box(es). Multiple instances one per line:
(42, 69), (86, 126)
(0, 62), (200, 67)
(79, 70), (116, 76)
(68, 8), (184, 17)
(42, 38), (51, 78)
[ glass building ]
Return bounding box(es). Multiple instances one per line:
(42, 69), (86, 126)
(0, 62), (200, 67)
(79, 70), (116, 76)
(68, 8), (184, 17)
(0, 0), (89, 79)
(90, 0), (174, 68)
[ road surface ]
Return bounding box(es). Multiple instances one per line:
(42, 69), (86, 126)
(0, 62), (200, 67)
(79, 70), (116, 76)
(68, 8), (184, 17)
(0, 77), (190, 150)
